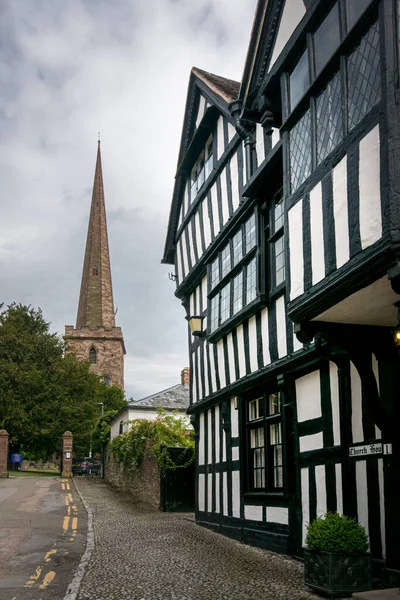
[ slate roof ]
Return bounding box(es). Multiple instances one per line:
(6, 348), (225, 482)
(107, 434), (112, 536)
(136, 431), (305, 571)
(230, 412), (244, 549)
(191, 67), (240, 104)
(128, 383), (189, 411)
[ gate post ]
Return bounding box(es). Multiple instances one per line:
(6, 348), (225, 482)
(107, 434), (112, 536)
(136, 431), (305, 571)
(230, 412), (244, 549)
(62, 431), (73, 478)
(0, 430), (9, 478)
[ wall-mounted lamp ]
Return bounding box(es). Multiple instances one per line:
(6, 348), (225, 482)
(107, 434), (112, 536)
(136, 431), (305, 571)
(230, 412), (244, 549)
(187, 315), (205, 337)
(394, 301), (400, 347)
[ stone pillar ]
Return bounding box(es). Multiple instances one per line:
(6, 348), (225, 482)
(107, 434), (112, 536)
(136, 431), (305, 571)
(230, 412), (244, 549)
(0, 430), (9, 478)
(62, 431), (73, 478)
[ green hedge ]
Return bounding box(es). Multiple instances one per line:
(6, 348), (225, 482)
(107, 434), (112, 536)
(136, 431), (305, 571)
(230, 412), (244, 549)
(305, 512), (369, 554)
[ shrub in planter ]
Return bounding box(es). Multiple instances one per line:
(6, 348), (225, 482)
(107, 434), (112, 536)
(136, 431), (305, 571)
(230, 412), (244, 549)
(304, 512), (371, 597)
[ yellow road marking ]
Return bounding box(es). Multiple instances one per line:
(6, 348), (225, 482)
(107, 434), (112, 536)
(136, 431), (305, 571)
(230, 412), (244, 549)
(39, 571), (56, 589)
(63, 516), (70, 532)
(25, 565), (43, 587)
(45, 548), (57, 562)
(68, 493), (73, 503)
(72, 517), (78, 531)
(61, 483), (65, 490)
(65, 482), (70, 490)
(72, 503), (78, 514)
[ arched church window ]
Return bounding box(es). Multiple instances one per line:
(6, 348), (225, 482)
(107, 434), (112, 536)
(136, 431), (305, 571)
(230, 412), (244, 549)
(104, 375), (111, 387)
(93, 265), (99, 276)
(89, 347), (97, 365)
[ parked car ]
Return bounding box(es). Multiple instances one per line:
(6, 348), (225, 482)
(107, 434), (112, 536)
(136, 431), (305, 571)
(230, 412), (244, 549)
(72, 457), (91, 476)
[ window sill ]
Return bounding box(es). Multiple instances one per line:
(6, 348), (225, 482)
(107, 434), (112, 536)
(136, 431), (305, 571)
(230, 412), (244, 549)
(243, 491), (288, 503)
(207, 295), (267, 344)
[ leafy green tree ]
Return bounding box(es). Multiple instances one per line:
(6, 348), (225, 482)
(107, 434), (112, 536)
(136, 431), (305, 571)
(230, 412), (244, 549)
(0, 303), (126, 458)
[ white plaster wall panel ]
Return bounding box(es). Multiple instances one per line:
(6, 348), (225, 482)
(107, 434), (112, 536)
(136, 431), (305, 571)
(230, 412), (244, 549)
(232, 471), (241, 518)
(198, 474), (205, 512)
(231, 398), (239, 438)
(299, 432), (324, 453)
(182, 228), (189, 276)
(227, 122), (236, 143)
(351, 361), (364, 443)
(378, 458), (386, 559)
(301, 467), (310, 546)
(232, 446), (239, 461)
(199, 412), (205, 465)
(209, 344), (217, 394)
(202, 200), (212, 250)
(214, 405), (220, 463)
(289, 200), (304, 300)
(201, 276), (207, 314)
(223, 471), (228, 516)
(197, 348), (204, 403)
(195, 211), (203, 261)
(217, 116), (225, 160)
(196, 95), (206, 129)
(220, 169), (230, 226)
(244, 505), (263, 522)
(271, 127), (280, 148)
(276, 295), (287, 358)
(266, 507), (289, 525)
(110, 419), (123, 439)
(315, 465), (327, 517)
(226, 333), (236, 385)
(207, 472), (213, 513)
(230, 153), (240, 212)
(192, 355), (198, 404)
(333, 156), (350, 268)
(310, 182), (325, 285)
(329, 362), (341, 446)
(203, 342), (209, 399)
(217, 339), (226, 389)
(176, 242), (183, 285)
(196, 284), (201, 315)
(270, 0), (306, 69)
(296, 371), (322, 422)
(178, 204), (183, 229)
(356, 460), (369, 540)
(261, 307), (271, 366)
(207, 409), (212, 464)
(187, 225), (195, 270)
(237, 324), (246, 379)
(359, 125), (382, 250)
(189, 291), (195, 319)
(256, 123), (265, 167)
(222, 429), (227, 462)
(215, 472), (220, 513)
(210, 185), (221, 237)
(293, 324), (303, 352)
(335, 463), (343, 515)
(248, 315), (258, 372)
(372, 354), (382, 439)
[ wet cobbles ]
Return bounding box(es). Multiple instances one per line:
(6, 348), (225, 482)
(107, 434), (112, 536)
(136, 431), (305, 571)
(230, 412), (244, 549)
(74, 479), (329, 600)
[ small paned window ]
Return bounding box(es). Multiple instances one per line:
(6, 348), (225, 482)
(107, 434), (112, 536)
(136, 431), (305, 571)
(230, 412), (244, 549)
(290, 109), (311, 192)
(245, 214), (256, 252)
(274, 193), (284, 232)
(346, 0), (373, 30)
(210, 295), (219, 333)
(232, 231), (243, 266)
(104, 375), (111, 387)
(347, 21), (381, 131)
(190, 135), (213, 203)
(89, 347), (97, 365)
(246, 391), (283, 492)
(211, 257), (219, 290)
(274, 236), (285, 287)
(220, 283), (231, 324)
(317, 71), (343, 164)
(313, 3), (341, 75)
(233, 272), (243, 315)
(246, 258), (257, 304)
(221, 244), (231, 279)
(289, 50), (310, 111)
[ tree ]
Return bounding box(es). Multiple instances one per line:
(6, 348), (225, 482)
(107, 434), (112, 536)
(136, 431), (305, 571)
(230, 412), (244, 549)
(0, 303), (126, 458)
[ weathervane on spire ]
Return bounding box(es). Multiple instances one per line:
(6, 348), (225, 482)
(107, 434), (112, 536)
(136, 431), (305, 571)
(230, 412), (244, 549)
(98, 132), (101, 147)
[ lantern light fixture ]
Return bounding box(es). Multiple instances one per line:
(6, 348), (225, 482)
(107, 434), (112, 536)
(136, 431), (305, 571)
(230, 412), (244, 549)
(187, 315), (205, 337)
(394, 301), (400, 347)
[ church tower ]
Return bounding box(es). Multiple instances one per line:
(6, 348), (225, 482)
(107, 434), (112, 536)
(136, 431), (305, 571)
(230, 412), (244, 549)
(65, 141), (125, 389)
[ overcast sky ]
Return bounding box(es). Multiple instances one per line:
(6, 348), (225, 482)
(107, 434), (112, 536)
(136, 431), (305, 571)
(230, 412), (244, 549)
(0, 0), (257, 401)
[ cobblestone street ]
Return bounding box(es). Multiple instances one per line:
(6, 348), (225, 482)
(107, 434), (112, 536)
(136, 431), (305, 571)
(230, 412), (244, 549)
(74, 479), (323, 600)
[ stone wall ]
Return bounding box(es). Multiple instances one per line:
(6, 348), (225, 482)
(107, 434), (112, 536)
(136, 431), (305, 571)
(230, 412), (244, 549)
(105, 440), (160, 508)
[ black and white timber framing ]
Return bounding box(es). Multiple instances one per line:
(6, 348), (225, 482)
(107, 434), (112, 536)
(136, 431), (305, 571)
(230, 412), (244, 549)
(163, 0), (400, 585)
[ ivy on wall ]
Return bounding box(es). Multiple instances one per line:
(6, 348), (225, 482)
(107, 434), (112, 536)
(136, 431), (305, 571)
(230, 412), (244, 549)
(109, 409), (195, 477)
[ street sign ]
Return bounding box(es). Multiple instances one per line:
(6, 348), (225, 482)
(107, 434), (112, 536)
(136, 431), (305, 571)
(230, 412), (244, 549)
(11, 454), (22, 463)
(349, 443), (393, 457)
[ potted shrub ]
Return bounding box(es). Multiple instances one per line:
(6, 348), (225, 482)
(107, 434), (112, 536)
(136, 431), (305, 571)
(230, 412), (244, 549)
(304, 512), (371, 597)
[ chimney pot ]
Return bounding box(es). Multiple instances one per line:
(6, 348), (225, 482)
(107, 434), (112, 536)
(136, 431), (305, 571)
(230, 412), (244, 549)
(181, 367), (190, 386)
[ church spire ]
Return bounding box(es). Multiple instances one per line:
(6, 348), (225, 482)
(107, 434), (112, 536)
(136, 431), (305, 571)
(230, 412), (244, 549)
(76, 141), (116, 329)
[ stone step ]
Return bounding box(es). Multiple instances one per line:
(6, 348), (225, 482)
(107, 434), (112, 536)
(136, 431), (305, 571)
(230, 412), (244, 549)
(352, 589), (400, 599)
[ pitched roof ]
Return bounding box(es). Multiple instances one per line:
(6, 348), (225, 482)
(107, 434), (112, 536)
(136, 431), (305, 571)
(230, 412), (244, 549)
(76, 141), (116, 329)
(191, 67), (240, 104)
(129, 383), (189, 411)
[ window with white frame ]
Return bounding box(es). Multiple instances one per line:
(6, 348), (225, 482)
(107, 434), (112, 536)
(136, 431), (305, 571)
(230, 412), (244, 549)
(190, 135), (213, 203)
(208, 212), (258, 334)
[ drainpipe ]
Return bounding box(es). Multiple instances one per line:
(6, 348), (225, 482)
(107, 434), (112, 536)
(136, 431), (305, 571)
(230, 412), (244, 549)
(229, 99), (255, 181)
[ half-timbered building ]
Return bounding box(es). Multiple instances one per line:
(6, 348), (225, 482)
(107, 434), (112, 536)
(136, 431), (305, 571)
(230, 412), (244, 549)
(163, 0), (400, 585)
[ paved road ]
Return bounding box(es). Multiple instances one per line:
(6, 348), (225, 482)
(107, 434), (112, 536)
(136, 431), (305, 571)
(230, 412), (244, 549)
(75, 479), (322, 600)
(0, 475), (86, 600)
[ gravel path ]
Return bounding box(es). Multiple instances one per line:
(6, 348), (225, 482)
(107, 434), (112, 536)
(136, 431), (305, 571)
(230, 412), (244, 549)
(74, 479), (323, 600)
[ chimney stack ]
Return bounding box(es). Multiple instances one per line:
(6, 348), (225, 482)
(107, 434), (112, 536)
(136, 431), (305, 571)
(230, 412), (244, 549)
(181, 367), (190, 386)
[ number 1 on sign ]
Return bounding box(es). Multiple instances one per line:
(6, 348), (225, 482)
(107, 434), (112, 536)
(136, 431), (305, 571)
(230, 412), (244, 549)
(383, 444), (393, 455)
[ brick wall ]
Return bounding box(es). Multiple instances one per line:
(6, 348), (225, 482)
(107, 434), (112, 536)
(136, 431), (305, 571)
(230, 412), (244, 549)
(0, 430), (9, 478)
(105, 439), (160, 508)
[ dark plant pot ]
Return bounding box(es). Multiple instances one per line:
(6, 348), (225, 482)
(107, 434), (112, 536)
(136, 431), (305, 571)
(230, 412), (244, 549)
(304, 549), (372, 597)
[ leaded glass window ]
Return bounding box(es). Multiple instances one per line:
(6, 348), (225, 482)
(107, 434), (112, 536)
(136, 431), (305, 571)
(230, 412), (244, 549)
(274, 236), (285, 287)
(317, 71), (343, 163)
(221, 244), (231, 279)
(190, 135), (213, 202)
(346, 0), (373, 31)
(233, 272), (243, 315)
(89, 347), (97, 365)
(347, 21), (380, 131)
(210, 295), (219, 333)
(211, 258), (219, 289)
(232, 230), (243, 266)
(246, 258), (257, 304)
(245, 214), (256, 252)
(314, 3), (341, 75)
(290, 50), (310, 110)
(290, 110), (311, 192)
(220, 283), (230, 324)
